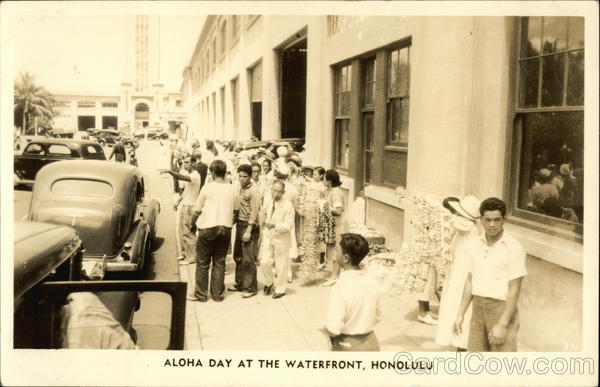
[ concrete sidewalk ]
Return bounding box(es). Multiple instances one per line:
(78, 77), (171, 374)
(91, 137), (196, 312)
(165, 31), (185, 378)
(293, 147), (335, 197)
(178, 257), (450, 352)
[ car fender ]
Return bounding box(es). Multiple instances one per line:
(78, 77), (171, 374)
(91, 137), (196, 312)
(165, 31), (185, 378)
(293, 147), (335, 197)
(141, 198), (160, 238)
(125, 220), (150, 268)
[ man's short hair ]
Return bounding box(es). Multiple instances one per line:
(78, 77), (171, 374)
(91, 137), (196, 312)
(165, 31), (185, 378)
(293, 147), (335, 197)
(314, 166), (325, 175)
(237, 163), (252, 175)
(210, 159), (227, 178)
(479, 197), (506, 217)
(184, 155), (197, 164)
(251, 162), (261, 172)
(340, 233), (370, 266)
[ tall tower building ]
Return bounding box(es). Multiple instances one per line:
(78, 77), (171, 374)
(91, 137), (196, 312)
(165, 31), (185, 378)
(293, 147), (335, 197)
(134, 14), (161, 92)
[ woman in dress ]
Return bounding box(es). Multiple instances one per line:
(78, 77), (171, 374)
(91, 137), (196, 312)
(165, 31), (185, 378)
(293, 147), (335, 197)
(322, 169), (347, 286)
(435, 195), (481, 350)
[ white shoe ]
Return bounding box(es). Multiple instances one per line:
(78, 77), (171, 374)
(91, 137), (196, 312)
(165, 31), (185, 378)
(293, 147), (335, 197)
(322, 279), (337, 287)
(417, 313), (438, 325)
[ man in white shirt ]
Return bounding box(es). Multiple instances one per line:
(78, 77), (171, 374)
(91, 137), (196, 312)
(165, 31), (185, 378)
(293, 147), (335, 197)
(188, 160), (239, 302)
(453, 197), (527, 352)
(260, 180), (295, 299)
(324, 233), (383, 351)
(159, 155), (201, 265)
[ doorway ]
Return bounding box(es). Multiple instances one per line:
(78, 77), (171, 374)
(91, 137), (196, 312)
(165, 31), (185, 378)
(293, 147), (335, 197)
(135, 103), (150, 129)
(78, 116), (95, 131)
(102, 116), (118, 129)
(249, 62), (262, 140)
(280, 38), (307, 139)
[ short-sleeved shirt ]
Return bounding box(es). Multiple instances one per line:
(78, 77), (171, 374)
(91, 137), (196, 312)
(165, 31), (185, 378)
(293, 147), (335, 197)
(326, 270), (383, 336)
(194, 181), (239, 229)
(467, 231), (527, 301)
(327, 186), (347, 234)
(180, 169), (201, 206)
(238, 182), (261, 225)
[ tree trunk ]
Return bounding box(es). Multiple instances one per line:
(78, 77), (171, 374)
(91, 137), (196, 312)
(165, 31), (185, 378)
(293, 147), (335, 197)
(34, 116), (38, 136)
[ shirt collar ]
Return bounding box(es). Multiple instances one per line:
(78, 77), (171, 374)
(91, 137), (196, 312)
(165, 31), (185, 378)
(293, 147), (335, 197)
(478, 231), (509, 246)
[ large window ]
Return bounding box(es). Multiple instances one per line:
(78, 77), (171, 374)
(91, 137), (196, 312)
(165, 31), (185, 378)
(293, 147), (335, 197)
(361, 58), (376, 183)
(384, 45), (411, 186)
(231, 16), (240, 45)
(231, 77), (239, 131)
(334, 64), (352, 169)
(332, 39), (411, 188)
(511, 17), (584, 234)
(219, 20), (227, 59)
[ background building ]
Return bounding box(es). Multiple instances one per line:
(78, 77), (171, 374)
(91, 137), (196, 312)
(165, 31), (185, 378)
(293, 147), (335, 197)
(181, 15), (586, 351)
(51, 15), (186, 135)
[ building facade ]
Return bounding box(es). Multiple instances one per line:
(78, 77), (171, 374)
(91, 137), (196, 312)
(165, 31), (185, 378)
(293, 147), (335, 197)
(181, 15), (586, 351)
(51, 15), (185, 135)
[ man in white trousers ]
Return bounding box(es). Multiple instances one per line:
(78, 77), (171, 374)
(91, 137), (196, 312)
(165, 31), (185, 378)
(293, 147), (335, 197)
(260, 180), (295, 299)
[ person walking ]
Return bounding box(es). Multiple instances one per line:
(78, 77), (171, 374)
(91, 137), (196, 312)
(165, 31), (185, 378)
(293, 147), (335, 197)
(229, 164), (261, 298)
(188, 160), (238, 302)
(453, 198), (527, 352)
(109, 141), (126, 163)
(260, 180), (295, 299)
(323, 233), (383, 351)
(322, 169), (347, 287)
(159, 155), (201, 265)
(435, 195), (481, 350)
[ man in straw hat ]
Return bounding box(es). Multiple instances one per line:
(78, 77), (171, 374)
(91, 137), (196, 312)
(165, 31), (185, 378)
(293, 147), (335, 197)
(453, 197), (527, 352)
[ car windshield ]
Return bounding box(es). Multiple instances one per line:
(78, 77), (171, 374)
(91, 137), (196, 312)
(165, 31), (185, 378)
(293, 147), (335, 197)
(51, 179), (113, 198)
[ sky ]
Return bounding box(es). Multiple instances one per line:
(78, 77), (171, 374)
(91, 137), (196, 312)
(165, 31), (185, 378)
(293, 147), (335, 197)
(14, 14), (205, 94)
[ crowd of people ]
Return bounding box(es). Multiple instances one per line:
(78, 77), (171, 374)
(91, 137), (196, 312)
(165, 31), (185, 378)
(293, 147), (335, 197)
(152, 138), (527, 353)
(157, 138), (348, 303)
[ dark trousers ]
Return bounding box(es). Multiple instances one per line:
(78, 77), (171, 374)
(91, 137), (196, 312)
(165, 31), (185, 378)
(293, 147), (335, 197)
(468, 296), (519, 352)
(194, 226), (232, 301)
(233, 221), (259, 293)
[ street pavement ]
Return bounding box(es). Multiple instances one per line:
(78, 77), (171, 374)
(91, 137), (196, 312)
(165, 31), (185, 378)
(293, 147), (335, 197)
(12, 140), (454, 352)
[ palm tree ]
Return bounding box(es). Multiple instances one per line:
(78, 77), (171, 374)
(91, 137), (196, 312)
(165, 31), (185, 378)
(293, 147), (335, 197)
(14, 71), (56, 136)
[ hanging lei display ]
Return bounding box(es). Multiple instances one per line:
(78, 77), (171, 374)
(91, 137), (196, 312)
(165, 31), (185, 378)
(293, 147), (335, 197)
(297, 183), (329, 282)
(362, 195), (455, 296)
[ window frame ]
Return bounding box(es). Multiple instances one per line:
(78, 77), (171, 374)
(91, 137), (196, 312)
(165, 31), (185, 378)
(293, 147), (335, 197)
(230, 15), (240, 47)
(506, 16), (584, 242)
(219, 19), (227, 62)
(330, 37), (412, 191)
(332, 62), (353, 171)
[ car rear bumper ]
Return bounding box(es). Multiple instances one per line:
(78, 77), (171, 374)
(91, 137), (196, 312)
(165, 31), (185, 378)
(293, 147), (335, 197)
(83, 256), (141, 272)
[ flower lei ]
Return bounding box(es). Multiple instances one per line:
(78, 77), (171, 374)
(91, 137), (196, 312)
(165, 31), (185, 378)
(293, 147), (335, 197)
(362, 195), (456, 296)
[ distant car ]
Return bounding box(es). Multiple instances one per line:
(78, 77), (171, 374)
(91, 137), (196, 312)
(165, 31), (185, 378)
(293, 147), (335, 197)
(14, 139), (106, 186)
(239, 138), (305, 152)
(28, 160), (160, 273)
(13, 220), (186, 349)
(94, 129), (120, 146)
(133, 129), (146, 139)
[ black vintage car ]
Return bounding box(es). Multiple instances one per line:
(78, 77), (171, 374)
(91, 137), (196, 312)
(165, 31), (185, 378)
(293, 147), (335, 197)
(14, 139), (106, 186)
(14, 220), (186, 349)
(28, 160), (160, 273)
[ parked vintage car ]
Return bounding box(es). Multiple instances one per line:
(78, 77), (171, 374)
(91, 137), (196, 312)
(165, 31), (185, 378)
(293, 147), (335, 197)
(14, 220), (186, 349)
(28, 160), (160, 272)
(93, 128), (121, 146)
(14, 139), (107, 186)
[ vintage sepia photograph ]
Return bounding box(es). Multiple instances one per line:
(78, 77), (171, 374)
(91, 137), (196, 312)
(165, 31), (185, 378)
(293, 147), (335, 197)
(1, 1), (598, 386)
